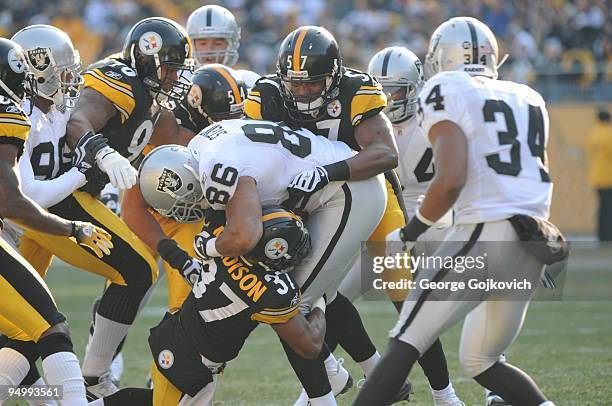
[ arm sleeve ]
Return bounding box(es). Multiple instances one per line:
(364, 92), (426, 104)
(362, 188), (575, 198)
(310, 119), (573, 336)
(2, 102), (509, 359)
(18, 152), (86, 208)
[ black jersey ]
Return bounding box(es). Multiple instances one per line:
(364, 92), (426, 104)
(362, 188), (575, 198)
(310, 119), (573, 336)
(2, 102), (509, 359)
(178, 210), (301, 362)
(82, 57), (161, 163)
(0, 96), (30, 158)
(244, 68), (387, 151)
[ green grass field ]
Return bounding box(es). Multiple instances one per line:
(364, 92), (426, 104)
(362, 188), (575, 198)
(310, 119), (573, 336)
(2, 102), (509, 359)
(14, 257), (612, 406)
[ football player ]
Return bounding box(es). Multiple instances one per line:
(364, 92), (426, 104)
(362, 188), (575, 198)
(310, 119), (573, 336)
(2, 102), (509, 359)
(243, 26), (415, 404)
(355, 17), (560, 406)
(141, 118), (387, 405)
(0, 37), (112, 406)
(90, 207), (325, 406)
(186, 4), (260, 88)
(14, 18), (191, 398)
(335, 46), (463, 406)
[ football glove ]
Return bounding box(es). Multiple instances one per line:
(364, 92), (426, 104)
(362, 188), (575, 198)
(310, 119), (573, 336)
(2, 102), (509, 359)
(284, 166), (330, 210)
(95, 146), (138, 190)
(70, 221), (113, 258)
(193, 231), (220, 260)
(72, 131), (108, 175)
(385, 228), (415, 258)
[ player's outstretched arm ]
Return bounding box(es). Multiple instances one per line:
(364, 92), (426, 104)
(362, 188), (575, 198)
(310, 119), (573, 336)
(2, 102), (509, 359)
(65, 88), (116, 148)
(150, 109), (194, 147)
(348, 112), (399, 180)
(0, 144), (112, 256)
(122, 184), (169, 251)
(271, 305), (327, 359)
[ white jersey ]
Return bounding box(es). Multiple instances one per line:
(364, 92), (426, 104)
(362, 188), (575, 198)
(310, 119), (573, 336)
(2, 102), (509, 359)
(418, 71), (552, 224)
(18, 104), (86, 208)
(188, 119), (354, 211)
(393, 117), (434, 217)
(236, 69), (260, 90)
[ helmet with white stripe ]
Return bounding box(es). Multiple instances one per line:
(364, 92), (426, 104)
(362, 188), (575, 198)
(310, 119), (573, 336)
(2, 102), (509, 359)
(187, 5), (240, 67)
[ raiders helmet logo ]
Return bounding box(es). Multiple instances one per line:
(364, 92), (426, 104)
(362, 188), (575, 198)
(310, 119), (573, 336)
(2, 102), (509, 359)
(157, 168), (183, 193)
(139, 32), (163, 55)
(7, 47), (27, 74)
(265, 238), (289, 260)
(26, 47), (51, 72)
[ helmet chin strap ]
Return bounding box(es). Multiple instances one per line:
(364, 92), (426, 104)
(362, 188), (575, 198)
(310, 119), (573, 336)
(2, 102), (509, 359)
(496, 53), (510, 71)
(0, 79), (22, 104)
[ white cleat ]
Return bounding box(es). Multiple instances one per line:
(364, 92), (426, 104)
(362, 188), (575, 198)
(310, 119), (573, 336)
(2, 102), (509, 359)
(485, 392), (509, 406)
(293, 358), (353, 406)
(85, 371), (119, 400)
(435, 397), (466, 406)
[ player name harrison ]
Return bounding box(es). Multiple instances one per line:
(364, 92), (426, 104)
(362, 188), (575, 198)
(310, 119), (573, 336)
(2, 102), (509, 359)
(373, 278), (533, 292)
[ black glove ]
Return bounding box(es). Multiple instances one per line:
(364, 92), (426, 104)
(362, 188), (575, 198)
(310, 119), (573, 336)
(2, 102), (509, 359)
(284, 166), (330, 210)
(157, 238), (205, 286)
(72, 131), (108, 174)
(79, 166), (110, 196)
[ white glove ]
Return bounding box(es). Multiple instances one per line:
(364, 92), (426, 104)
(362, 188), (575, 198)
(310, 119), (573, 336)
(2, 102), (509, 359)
(385, 228), (415, 258)
(95, 146), (138, 190)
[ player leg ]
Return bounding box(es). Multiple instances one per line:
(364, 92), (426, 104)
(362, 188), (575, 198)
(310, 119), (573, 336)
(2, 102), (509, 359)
(0, 238), (87, 405)
(354, 222), (488, 406)
(289, 177), (386, 404)
(37, 191), (158, 394)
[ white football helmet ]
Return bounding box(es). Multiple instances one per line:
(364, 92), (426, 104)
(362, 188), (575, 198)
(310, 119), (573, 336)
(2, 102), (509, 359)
(186, 5), (240, 67)
(11, 24), (83, 112)
(368, 47), (424, 123)
(138, 145), (208, 223)
(424, 16), (502, 80)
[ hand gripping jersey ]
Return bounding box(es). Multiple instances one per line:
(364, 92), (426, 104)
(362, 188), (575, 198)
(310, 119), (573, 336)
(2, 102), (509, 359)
(244, 68), (386, 151)
(83, 57), (161, 163)
(0, 96), (30, 158)
(417, 71), (552, 224)
(188, 119), (354, 211)
(176, 209), (301, 362)
(393, 117), (434, 217)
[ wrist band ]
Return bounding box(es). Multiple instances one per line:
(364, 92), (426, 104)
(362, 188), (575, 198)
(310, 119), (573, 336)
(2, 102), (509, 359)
(323, 160), (350, 182)
(401, 210), (434, 241)
(206, 237), (221, 257)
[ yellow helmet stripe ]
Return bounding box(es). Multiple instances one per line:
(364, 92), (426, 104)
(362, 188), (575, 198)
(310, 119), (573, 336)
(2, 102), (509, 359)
(212, 65), (242, 104)
(292, 28), (308, 72)
(261, 211), (301, 223)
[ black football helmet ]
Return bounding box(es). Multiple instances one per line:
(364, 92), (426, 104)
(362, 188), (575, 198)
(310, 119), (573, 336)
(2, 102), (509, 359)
(246, 206), (311, 273)
(122, 17), (193, 110)
(276, 26), (342, 122)
(0, 38), (35, 104)
(186, 64), (247, 130)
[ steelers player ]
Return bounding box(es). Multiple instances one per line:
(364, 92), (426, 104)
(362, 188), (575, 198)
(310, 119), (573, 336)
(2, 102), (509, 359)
(0, 37), (112, 406)
(122, 64), (248, 318)
(13, 18), (192, 398)
(89, 207), (325, 406)
(244, 26), (414, 403)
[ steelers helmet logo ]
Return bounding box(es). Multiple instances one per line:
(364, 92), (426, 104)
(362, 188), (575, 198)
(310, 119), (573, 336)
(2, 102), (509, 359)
(327, 99), (341, 118)
(157, 168), (183, 193)
(26, 47), (51, 72)
(265, 238), (289, 260)
(139, 31), (163, 55)
(187, 84), (202, 108)
(7, 47), (27, 74)
(158, 349), (174, 369)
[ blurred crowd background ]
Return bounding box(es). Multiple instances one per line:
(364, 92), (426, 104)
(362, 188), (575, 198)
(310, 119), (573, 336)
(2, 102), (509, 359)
(1, 0), (609, 102)
(0, 0), (610, 237)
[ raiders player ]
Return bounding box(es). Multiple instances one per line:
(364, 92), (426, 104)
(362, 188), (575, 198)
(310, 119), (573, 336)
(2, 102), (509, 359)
(16, 18), (192, 397)
(186, 4), (260, 88)
(0, 38), (112, 406)
(334, 46), (464, 406)
(140, 118), (386, 405)
(90, 206), (324, 406)
(244, 26), (414, 404)
(355, 17), (559, 406)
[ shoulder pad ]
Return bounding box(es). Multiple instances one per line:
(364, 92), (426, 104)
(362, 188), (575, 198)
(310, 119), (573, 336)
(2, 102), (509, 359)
(83, 58), (139, 122)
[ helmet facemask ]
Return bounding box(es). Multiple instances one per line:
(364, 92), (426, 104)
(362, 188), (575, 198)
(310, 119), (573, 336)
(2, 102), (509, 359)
(154, 162), (208, 223)
(279, 70), (338, 121)
(381, 80), (419, 123)
(191, 35), (239, 67)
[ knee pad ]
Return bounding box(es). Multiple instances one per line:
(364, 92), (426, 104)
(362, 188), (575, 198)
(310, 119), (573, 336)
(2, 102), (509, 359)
(458, 346), (499, 378)
(36, 324), (73, 360)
